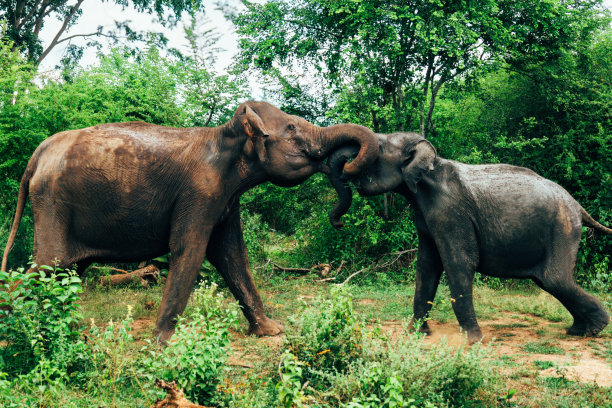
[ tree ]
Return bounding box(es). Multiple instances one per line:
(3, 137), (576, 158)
(232, 0), (608, 136)
(172, 15), (248, 127)
(0, 0), (205, 64)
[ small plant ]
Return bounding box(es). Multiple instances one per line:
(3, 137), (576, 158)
(139, 282), (240, 405)
(276, 351), (307, 408)
(284, 284), (363, 376)
(521, 341), (565, 355)
(87, 306), (135, 405)
(0, 264), (89, 383)
(533, 360), (555, 370)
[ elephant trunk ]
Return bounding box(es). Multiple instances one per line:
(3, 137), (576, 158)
(317, 124), (378, 177)
(327, 145), (359, 229)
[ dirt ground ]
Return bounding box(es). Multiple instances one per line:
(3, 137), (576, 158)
(378, 314), (612, 388)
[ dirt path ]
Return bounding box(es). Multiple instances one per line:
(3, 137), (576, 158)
(379, 314), (612, 388)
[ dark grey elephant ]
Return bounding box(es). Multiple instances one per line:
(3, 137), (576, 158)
(328, 132), (610, 343)
(1, 101), (379, 343)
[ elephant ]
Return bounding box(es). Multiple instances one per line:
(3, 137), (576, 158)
(327, 132), (610, 343)
(1, 100), (379, 343)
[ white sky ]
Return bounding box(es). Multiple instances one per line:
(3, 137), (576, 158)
(38, 0), (241, 74)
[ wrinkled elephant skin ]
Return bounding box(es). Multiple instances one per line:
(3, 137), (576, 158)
(328, 132), (611, 343)
(2, 101), (379, 343)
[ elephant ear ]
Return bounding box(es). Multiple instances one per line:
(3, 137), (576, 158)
(401, 140), (436, 193)
(241, 105), (270, 163)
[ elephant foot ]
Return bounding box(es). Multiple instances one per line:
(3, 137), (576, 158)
(567, 313), (609, 337)
(154, 327), (175, 346)
(248, 317), (283, 337)
(409, 318), (432, 335)
(467, 329), (483, 345)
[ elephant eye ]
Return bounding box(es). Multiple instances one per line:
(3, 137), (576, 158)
(287, 124), (296, 131)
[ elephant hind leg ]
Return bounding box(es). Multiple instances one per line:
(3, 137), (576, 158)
(533, 228), (609, 336)
(535, 278), (609, 336)
(30, 203), (78, 271)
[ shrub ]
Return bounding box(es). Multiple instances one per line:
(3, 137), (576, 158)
(278, 287), (500, 407)
(0, 265), (89, 384)
(139, 282), (240, 405)
(284, 285), (363, 378)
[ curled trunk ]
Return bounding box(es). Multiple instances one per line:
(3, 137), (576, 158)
(327, 145), (359, 229)
(319, 124), (378, 176)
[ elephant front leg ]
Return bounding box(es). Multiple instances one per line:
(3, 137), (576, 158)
(155, 221), (213, 344)
(434, 226), (482, 344)
(446, 271), (482, 344)
(206, 204), (282, 337)
(411, 237), (443, 335)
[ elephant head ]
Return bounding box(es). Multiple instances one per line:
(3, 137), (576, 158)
(327, 132), (436, 228)
(231, 101), (379, 187)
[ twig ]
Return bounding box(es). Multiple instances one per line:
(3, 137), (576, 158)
(340, 248), (417, 285)
(391, 248), (418, 256)
(228, 362), (253, 368)
(334, 260), (345, 275)
(93, 265), (130, 274)
(271, 262), (311, 274)
(341, 267), (367, 285)
(278, 353), (287, 380)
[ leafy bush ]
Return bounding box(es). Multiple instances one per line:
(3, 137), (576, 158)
(289, 192), (419, 283)
(139, 282), (240, 405)
(241, 209), (271, 264)
(0, 265), (89, 384)
(284, 285), (363, 377)
(277, 286), (500, 407)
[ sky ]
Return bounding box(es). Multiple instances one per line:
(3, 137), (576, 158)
(38, 1), (241, 75)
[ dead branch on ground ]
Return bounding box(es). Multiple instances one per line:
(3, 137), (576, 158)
(150, 380), (210, 408)
(99, 265), (160, 288)
(341, 248), (417, 285)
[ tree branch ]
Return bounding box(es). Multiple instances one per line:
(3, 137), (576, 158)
(33, 0), (51, 37)
(37, 0), (85, 64)
(54, 29), (108, 45)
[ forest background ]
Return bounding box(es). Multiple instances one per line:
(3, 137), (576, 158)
(0, 0), (610, 291)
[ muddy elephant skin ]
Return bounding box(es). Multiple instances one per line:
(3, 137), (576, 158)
(328, 132), (611, 343)
(1, 101), (379, 343)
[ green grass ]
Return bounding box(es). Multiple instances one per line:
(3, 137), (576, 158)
(521, 341), (565, 355)
(533, 360), (555, 370)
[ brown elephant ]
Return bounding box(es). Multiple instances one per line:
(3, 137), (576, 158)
(1, 101), (378, 343)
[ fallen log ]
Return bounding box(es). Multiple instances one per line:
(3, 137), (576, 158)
(150, 379), (210, 408)
(99, 265), (160, 288)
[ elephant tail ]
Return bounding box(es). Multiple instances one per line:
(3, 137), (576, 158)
(581, 207), (612, 235)
(1, 168), (32, 272)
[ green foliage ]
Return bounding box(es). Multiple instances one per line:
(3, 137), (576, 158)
(284, 285), (363, 376)
(139, 282), (240, 405)
(241, 210), (271, 264)
(233, 0), (608, 135)
(0, 265), (89, 383)
(87, 308), (136, 403)
(277, 285), (500, 407)
(276, 351), (307, 408)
